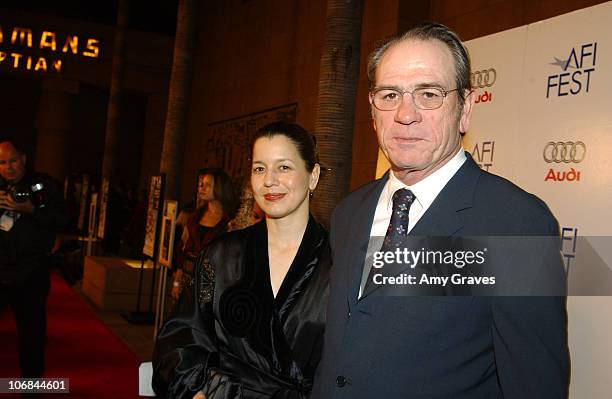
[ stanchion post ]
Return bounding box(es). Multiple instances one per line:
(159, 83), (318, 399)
(135, 257), (146, 312)
(153, 259), (163, 338)
(158, 266), (169, 329)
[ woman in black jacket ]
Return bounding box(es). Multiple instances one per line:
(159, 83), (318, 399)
(153, 122), (330, 399)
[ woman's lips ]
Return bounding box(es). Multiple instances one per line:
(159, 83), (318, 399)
(264, 193), (285, 202)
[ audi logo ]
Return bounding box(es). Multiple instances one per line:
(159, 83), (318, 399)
(471, 68), (497, 88)
(543, 141), (586, 163)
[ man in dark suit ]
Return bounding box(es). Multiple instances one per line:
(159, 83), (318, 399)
(0, 138), (67, 377)
(312, 23), (569, 398)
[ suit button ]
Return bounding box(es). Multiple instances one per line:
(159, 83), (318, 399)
(336, 375), (347, 387)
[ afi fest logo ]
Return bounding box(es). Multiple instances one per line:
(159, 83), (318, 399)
(471, 68), (495, 104)
(543, 141), (586, 182)
(471, 141), (494, 171)
(561, 227), (578, 273)
(546, 42), (596, 98)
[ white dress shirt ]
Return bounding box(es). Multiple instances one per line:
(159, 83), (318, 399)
(359, 149), (467, 298)
(370, 149), (467, 237)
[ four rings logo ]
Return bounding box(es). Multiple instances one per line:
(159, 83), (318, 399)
(471, 68), (497, 88)
(543, 141), (586, 163)
(544, 141), (585, 182)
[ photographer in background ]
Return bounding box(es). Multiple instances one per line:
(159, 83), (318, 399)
(0, 138), (67, 378)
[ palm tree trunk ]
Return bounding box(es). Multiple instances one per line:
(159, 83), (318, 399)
(312, 0), (364, 226)
(102, 0), (128, 178)
(159, 0), (197, 200)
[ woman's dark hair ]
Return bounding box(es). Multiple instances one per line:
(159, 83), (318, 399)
(207, 168), (237, 218)
(251, 122), (318, 172)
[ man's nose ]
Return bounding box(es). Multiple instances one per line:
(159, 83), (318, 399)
(394, 93), (422, 125)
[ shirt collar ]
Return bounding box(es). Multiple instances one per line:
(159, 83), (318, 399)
(384, 149), (467, 212)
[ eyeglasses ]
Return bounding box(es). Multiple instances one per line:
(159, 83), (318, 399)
(370, 87), (459, 111)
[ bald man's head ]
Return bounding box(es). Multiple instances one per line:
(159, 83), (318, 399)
(0, 140), (27, 184)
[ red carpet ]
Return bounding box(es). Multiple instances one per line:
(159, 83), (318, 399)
(0, 272), (142, 398)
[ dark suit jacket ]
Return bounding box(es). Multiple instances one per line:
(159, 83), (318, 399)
(312, 154), (569, 399)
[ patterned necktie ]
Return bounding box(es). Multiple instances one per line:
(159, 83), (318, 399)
(382, 188), (416, 250)
(362, 188), (416, 296)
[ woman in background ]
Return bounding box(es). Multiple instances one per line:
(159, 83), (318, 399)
(153, 122), (330, 399)
(171, 169), (236, 302)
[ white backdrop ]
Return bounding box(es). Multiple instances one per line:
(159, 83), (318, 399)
(375, 2), (612, 396)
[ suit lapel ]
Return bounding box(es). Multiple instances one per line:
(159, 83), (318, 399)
(412, 153), (480, 236)
(360, 153), (482, 300)
(345, 173), (389, 307)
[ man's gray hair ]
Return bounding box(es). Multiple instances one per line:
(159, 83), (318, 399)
(367, 22), (472, 105)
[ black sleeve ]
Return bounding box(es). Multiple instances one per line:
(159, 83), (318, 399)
(152, 249), (218, 399)
(492, 210), (570, 398)
(492, 296), (569, 398)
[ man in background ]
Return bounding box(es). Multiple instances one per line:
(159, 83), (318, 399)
(0, 138), (67, 377)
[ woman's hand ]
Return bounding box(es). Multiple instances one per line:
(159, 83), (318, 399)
(171, 270), (183, 300)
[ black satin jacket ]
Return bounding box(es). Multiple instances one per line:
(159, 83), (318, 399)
(153, 215), (330, 399)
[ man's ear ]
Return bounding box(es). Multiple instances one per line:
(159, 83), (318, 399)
(459, 90), (475, 133)
(21, 154), (27, 167)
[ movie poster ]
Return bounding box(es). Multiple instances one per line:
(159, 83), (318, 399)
(96, 178), (109, 239)
(158, 200), (178, 268)
(142, 175), (164, 258)
(77, 174), (90, 231)
(87, 192), (98, 237)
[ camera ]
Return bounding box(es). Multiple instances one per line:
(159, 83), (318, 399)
(11, 184), (33, 203)
(0, 177), (46, 208)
